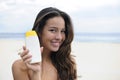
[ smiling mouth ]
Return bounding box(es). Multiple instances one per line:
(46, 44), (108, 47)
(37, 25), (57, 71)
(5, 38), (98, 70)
(52, 42), (61, 47)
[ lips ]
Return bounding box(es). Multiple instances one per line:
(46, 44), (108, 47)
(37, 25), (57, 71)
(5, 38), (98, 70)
(51, 42), (60, 47)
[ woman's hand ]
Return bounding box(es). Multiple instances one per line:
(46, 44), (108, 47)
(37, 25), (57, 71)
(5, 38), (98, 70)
(19, 46), (43, 73)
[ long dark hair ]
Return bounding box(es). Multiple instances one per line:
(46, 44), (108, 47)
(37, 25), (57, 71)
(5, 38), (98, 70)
(32, 7), (77, 80)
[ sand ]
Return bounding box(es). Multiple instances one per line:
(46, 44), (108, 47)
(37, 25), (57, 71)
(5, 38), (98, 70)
(0, 39), (120, 80)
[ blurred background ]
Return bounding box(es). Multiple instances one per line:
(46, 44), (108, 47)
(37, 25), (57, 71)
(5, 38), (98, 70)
(0, 0), (120, 80)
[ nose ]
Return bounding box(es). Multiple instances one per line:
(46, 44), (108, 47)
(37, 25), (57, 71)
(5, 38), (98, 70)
(55, 32), (62, 40)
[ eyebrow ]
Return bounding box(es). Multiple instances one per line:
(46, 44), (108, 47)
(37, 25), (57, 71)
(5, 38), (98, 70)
(49, 27), (65, 30)
(49, 26), (57, 28)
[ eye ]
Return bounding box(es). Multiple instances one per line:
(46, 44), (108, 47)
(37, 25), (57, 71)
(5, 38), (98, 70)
(49, 29), (56, 33)
(61, 29), (66, 33)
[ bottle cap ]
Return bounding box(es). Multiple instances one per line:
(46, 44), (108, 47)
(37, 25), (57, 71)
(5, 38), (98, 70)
(26, 30), (37, 37)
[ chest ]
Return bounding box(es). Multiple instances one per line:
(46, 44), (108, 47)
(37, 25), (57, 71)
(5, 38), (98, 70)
(41, 65), (58, 80)
(28, 64), (58, 80)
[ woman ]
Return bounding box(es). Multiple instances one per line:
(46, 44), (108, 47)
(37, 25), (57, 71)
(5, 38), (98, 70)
(12, 7), (77, 80)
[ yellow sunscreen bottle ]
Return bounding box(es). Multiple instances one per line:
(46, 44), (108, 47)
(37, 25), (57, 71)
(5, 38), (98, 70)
(25, 30), (41, 64)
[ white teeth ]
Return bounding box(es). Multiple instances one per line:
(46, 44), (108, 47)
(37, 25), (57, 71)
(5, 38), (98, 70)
(52, 42), (60, 47)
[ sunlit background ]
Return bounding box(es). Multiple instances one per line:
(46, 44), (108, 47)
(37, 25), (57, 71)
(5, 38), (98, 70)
(0, 0), (120, 42)
(0, 0), (120, 80)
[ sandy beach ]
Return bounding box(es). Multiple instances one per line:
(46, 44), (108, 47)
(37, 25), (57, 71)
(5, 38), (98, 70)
(72, 41), (120, 80)
(0, 39), (120, 80)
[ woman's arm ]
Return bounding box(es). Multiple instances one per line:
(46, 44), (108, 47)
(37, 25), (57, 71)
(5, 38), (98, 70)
(12, 60), (29, 80)
(12, 46), (43, 80)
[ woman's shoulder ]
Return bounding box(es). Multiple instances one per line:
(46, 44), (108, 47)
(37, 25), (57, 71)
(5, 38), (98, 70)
(12, 59), (27, 71)
(12, 60), (30, 80)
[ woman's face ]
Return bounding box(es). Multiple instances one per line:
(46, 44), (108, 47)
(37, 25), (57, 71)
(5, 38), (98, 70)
(41, 16), (65, 52)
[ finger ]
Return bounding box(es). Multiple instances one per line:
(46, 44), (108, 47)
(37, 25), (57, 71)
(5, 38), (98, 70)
(22, 53), (32, 61)
(20, 49), (29, 57)
(24, 57), (32, 63)
(23, 46), (26, 50)
(18, 46), (27, 55)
